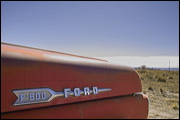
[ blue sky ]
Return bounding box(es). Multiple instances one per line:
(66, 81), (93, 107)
(1, 1), (179, 57)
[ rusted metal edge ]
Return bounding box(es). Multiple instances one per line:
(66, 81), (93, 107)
(1, 42), (108, 62)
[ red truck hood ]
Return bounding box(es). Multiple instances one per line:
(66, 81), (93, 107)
(1, 43), (142, 113)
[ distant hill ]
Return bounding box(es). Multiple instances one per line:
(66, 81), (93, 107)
(134, 67), (179, 71)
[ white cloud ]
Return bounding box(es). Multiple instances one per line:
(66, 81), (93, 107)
(97, 56), (179, 68)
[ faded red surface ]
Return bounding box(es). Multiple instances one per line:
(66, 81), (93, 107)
(1, 94), (149, 119)
(1, 43), (148, 119)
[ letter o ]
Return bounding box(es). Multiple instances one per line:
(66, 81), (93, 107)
(74, 88), (80, 96)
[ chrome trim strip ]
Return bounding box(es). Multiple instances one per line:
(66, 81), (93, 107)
(133, 92), (150, 118)
(13, 87), (112, 106)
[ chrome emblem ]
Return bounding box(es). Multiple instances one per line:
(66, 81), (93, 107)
(13, 87), (112, 106)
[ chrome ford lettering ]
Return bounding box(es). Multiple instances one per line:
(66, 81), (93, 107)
(93, 87), (98, 94)
(74, 88), (80, 96)
(13, 87), (112, 106)
(64, 88), (71, 98)
(84, 87), (90, 95)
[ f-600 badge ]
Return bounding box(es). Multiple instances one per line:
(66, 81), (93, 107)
(13, 87), (112, 106)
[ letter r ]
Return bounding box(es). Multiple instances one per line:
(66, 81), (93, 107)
(84, 87), (90, 95)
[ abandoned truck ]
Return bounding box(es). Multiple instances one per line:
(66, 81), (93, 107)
(1, 42), (149, 119)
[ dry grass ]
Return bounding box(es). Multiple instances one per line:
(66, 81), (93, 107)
(136, 69), (179, 119)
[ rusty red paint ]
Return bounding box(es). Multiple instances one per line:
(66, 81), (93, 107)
(1, 42), (108, 62)
(1, 94), (148, 119)
(1, 43), (148, 119)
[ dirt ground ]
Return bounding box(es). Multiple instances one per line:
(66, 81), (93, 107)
(136, 69), (179, 119)
(146, 90), (179, 119)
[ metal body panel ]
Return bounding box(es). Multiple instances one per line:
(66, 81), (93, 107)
(1, 93), (149, 119)
(1, 43), (148, 119)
